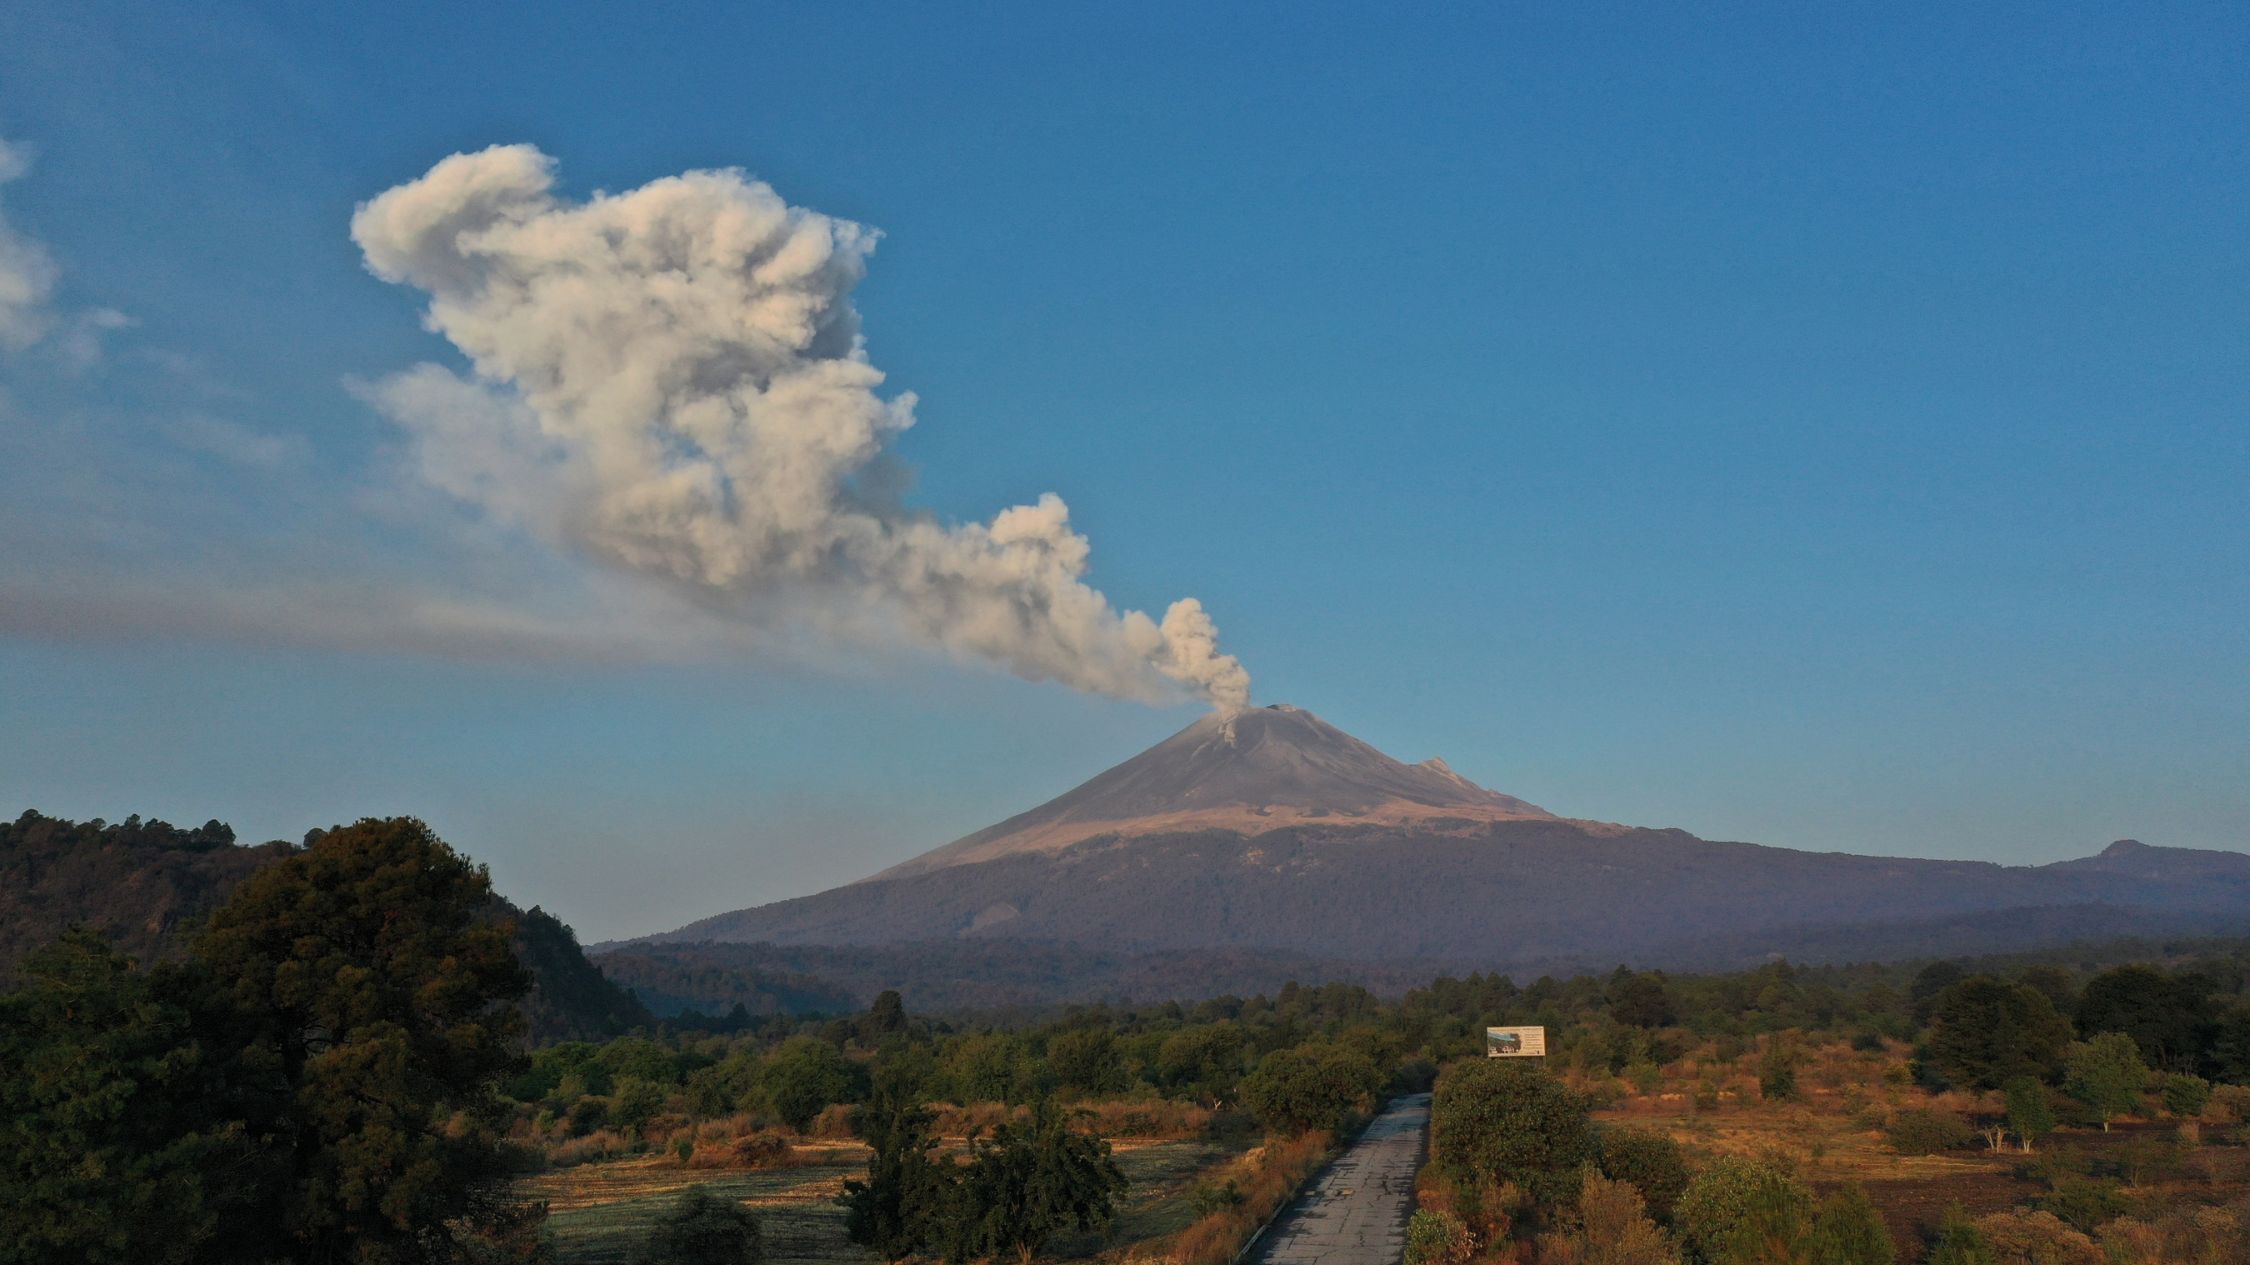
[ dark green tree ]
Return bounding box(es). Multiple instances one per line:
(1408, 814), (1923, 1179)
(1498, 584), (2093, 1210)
(1807, 1186), (1895, 1264)
(1607, 967), (1678, 1029)
(1431, 1059), (1595, 1212)
(192, 816), (533, 1265)
(2160, 1072), (2211, 1119)
(611, 1077), (668, 1134)
(2074, 965), (2215, 1072)
(0, 933), (237, 1265)
(1922, 1207), (1994, 1265)
(1909, 962), (1967, 1025)
(1154, 1023), (1245, 1104)
(860, 990), (908, 1043)
(1924, 977), (2072, 1090)
(762, 1035), (857, 1133)
(1046, 1028), (1128, 1095)
(936, 1099), (1126, 1265)
(842, 1063), (951, 1261)
(1594, 1126), (1690, 1224)
(2003, 1077), (2055, 1152)
(634, 1188), (761, 1265)
(1239, 1043), (1382, 1135)
(1758, 1035), (1803, 1102)
(2063, 1033), (2147, 1132)
(1673, 1156), (1812, 1265)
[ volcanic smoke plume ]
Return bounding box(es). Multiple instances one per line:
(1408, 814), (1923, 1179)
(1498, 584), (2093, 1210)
(351, 145), (1248, 708)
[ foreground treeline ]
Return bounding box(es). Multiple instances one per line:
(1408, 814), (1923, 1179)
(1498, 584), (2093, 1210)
(0, 817), (540, 1265)
(18, 811), (2250, 1263)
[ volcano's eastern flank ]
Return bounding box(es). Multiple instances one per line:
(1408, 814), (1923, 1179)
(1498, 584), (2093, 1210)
(874, 704), (1553, 878)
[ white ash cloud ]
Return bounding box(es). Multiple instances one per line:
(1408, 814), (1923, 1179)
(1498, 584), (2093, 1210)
(350, 144), (1250, 708)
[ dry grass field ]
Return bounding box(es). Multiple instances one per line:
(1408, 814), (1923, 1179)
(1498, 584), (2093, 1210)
(520, 1128), (1246, 1264)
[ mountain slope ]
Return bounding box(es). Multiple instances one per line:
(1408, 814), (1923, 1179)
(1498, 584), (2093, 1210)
(640, 705), (2250, 971)
(650, 819), (2250, 962)
(879, 703), (1552, 877)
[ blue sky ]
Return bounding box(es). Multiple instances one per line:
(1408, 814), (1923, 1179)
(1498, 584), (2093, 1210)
(1, 2), (2244, 940)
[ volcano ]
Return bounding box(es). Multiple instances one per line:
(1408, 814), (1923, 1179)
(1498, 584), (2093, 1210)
(877, 703), (1553, 878)
(625, 705), (2250, 986)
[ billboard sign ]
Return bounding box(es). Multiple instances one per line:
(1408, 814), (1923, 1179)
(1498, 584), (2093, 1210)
(1485, 1025), (1547, 1058)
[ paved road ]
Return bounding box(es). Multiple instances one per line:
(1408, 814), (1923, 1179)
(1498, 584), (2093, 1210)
(1250, 1093), (1431, 1265)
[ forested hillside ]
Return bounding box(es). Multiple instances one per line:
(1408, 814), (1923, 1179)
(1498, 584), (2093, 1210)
(0, 811), (288, 979)
(0, 810), (649, 1041)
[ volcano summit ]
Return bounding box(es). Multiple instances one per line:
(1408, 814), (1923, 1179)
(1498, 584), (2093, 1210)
(879, 704), (1554, 878)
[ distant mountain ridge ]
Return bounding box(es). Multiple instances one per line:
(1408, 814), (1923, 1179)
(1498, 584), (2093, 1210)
(634, 705), (2250, 980)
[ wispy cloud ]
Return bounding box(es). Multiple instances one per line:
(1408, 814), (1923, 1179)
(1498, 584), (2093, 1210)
(162, 413), (312, 470)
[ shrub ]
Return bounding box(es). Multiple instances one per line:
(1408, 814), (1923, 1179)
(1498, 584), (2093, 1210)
(1622, 1061), (1662, 1097)
(1758, 1038), (1802, 1102)
(1595, 1126), (1689, 1224)
(2160, 1073), (2212, 1120)
(634, 1187), (760, 1265)
(1808, 1186), (1895, 1265)
(1431, 1059), (1596, 1212)
(1188, 1179), (1242, 1217)
(2036, 1178), (2129, 1235)
(1075, 1099), (1213, 1139)
(1886, 1107), (1975, 1156)
(1969, 1210), (2099, 1265)
(686, 1132), (800, 1170)
(1539, 1169), (1678, 1264)
(1923, 1207), (1990, 1265)
(1404, 1208), (1476, 1265)
(1241, 1044), (1382, 1135)
(2208, 1083), (2250, 1123)
(1673, 1155), (1812, 1264)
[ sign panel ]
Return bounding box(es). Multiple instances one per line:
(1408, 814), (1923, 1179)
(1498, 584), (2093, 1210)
(1485, 1025), (1547, 1058)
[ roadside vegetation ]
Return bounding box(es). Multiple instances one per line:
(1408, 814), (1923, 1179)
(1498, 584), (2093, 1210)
(15, 814), (2250, 1262)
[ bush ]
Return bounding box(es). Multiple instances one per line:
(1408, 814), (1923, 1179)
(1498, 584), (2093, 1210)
(2160, 1073), (2211, 1119)
(1673, 1156), (1812, 1264)
(1808, 1186), (1895, 1264)
(1539, 1169), (1678, 1264)
(1923, 1206), (1989, 1265)
(1189, 1179), (1243, 1217)
(1970, 1210), (2099, 1265)
(1431, 1059), (1595, 1212)
(2208, 1084), (2250, 1123)
(1404, 1208), (1475, 1265)
(2036, 1178), (2129, 1235)
(1886, 1107), (1975, 1156)
(1595, 1126), (1689, 1224)
(634, 1187), (761, 1265)
(1758, 1037), (1802, 1102)
(1240, 1044), (1382, 1135)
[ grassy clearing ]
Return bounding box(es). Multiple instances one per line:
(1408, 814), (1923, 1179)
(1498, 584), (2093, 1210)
(526, 1143), (870, 1265)
(525, 1133), (1247, 1265)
